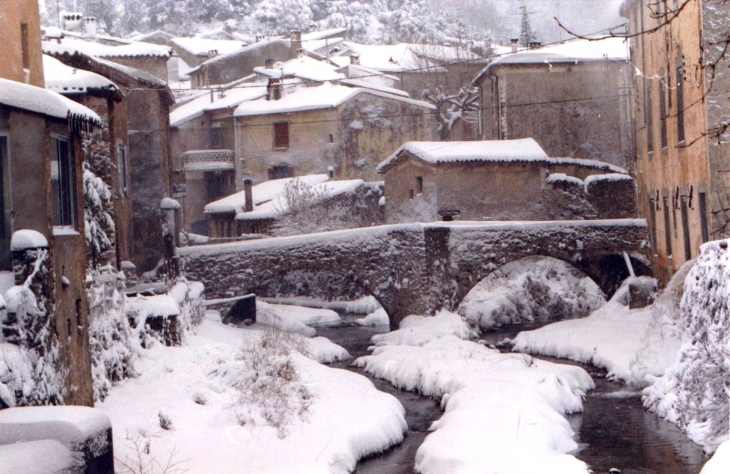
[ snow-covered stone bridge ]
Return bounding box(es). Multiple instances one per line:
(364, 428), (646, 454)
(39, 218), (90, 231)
(179, 219), (650, 329)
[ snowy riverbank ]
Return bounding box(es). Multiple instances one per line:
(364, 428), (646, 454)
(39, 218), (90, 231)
(354, 311), (594, 474)
(97, 310), (407, 473)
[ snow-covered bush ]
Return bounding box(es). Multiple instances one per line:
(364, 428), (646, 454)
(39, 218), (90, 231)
(87, 266), (141, 402)
(458, 256), (606, 331)
(644, 240), (730, 452)
(228, 328), (314, 438)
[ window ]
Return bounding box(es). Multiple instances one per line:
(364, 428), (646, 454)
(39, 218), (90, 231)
(0, 135), (10, 269)
(648, 195), (658, 255)
(205, 171), (225, 201)
(660, 72), (668, 149)
(21, 23), (29, 70)
(51, 136), (77, 228)
(116, 144), (129, 196)
(680, 193), (691, 260)
(268, 166), (294, 180)
(408, 190), (414, 199)
(676, 64), (685, 144)
(416, 176), (423, 194)
(273, 122), (289, 149)
(646, 82), (654, 154)
(210, 125), (222, 149)
(699, 190), (709, 242)
(662, 195), (672, 256)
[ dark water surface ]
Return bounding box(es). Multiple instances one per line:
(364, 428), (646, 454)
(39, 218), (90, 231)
(318, 316), (709, 474)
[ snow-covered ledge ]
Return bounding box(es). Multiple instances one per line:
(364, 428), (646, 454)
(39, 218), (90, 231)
(10, 230), (48, 251)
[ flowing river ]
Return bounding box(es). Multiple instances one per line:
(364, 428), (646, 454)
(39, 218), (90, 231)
(317, 315), (709, 474)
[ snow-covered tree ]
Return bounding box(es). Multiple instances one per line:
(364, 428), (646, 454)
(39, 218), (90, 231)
(82, 132), (116, 268)
(644, 240), (730, 452)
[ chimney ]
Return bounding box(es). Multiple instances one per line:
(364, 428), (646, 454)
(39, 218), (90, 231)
(266, 78), (282, 101)
(510, 38), (519, 53)
(528, 41), (542, 50)
(350, 53), (360, 65)
(83, 17), (97, 39)
(290, 31), (302, 59)
(327, 166), (334, 179)
(264, 58), (276, 69)
(243, 178), (253, 212)
(62, 12), (84, 32)
(208, 49), (218, 58)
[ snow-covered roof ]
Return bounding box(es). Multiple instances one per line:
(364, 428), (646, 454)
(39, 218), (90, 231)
(341, 42), (478, 74)
(340, 78), (409, 97)
(128, 30), (174, 43)
(301, 28), (348, 41)
(236, 179), (364, 221)
(0, 406), (112, 446)
(170, 36), (249, 57)
(301, 37), (344, 54)
(205, 174), (330, 215)
(42, 37), (172, 58)
(0, 77), (101, 127)
(482, 37), (629, 76)
(187, 38), (290, 75)
(378, 139), (631, 174)
(170, 82), (268, 127)
(234, 81), (435, 118)
(254, 56), (345, 82)
(43, 55), (120, 96)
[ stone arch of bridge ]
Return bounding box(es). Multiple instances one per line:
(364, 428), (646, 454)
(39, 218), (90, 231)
(242, 262), (393, 325)
(449, 252), (653, 313)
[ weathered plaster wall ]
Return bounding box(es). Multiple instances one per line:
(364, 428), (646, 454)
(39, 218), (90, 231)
(0, 0), (44, 87)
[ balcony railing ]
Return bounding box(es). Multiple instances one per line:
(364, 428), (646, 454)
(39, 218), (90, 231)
(182, 149), (234, 171)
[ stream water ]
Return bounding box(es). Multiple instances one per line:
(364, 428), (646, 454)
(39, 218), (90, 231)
(317, 316), (709, 474)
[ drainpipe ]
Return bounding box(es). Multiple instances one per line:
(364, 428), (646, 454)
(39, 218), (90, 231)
(233, 116), (239, 189)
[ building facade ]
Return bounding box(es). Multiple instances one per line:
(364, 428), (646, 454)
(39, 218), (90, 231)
(620, 0), (730, 282)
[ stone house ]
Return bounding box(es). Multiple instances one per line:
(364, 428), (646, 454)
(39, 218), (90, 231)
(42, 35), (173, 82)
(620, 0), (730, 282)
(44, 49), (176, 274)
(378, 139), (636, 224)
(43, 55), (131, 269)
(473, 37), (633, 171)
(204, 175), (383, 238)
(233, 81), (438, 185)
(0, 0), (103, 406)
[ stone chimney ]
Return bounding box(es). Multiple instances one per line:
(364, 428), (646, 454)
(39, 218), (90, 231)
(264, 58), (276, 69)
(207, 49), (218, 59)
(528, 41), (542, 50)
(510, 38), (519, 53)
(61, 12), (84, 32)
(83, 17), (97, 39)
(290, 31), (302, 59)
(350, 53), (360, 65)
(243, 178), (253, 212)
(266, 78), (282, 101)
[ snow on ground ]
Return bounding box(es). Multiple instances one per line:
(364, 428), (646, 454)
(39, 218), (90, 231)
(702, 440), (730, 473)
(356, 308), (389, 326)
(261, 295), (381, 314)
(98, 317), (405, 474)
(458, 256), (605, 330)
(512, 277), (678, 385)
(354, 311), (594, 474)
(256, 300), (341, 337)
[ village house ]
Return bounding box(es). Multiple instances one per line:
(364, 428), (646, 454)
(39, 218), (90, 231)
(170, 54), (436, 234)
(42, 34), (173, 82)
(204, 175), (383, 238)
(620, 0), (730, 283)
(185, 29), (347, 89)
(43, 55), (131, 269)
(170, 36), (252, 69)
(378, 139), (636, 224)
(473, 37), (633, 171)
(0, 0), (102, 406)
(233, 81), (438, 186)
(331, 42), (488, 100)
(43, 47), (176, 274)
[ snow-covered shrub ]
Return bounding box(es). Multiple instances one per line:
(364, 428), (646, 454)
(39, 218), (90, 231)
(458, 256), (606, 331)
(87, 266), (140, 402)
(83, 164), (115, 267)
(644, 241), (730, 452)
(0, 249), (65, 406)
(227, 328), (314, 438)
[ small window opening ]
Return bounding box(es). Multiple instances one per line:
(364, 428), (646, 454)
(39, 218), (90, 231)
(416, 176), (423, 194)
(21, 23), (30, 70)
(274, 122), (289, 149)
(699, 191), (709, 242)
(51, 136), (77, 228)
(663, 195), (672, 256)
(210, 125), (222, 149)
